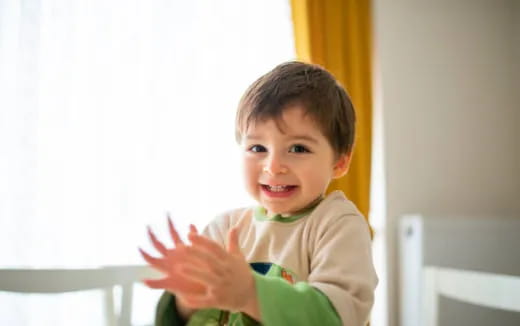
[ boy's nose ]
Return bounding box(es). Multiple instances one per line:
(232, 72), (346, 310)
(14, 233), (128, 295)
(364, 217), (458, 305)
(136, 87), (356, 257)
(262, 155), (288, 175)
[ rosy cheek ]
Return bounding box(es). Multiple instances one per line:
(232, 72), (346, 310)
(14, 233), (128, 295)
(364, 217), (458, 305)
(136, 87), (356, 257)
(243, 158), (259, 181)
(304, 167), (327, 185)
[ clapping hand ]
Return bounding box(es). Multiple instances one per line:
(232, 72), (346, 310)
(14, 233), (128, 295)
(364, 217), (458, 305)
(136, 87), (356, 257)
(139, 216), (260, 320)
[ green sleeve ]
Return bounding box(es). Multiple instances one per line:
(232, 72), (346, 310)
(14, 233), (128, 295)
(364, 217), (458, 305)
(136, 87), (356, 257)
(155, 274), (341, 326)
(155, 291), (233, 326)
(253, 272), (342, 326)
(155, 292), (186, 326)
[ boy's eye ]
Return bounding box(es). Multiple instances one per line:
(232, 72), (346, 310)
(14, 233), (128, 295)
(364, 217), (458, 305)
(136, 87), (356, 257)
(249, 145), (267, 153)
(289, 144), (310, 153)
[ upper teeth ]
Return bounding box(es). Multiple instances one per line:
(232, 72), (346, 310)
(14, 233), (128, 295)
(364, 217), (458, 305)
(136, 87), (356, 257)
(268, 185), (289, 192)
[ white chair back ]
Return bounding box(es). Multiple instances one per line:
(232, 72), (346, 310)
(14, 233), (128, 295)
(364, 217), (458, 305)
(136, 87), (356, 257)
(0, 265), (159, 326)
(422, 266), (520, 326)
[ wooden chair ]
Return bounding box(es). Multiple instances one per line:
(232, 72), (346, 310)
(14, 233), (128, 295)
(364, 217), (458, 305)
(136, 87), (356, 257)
(0, 265), (159, 326)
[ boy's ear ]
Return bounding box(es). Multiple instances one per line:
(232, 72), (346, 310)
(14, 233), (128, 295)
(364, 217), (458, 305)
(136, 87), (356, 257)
(332, 153), (352, 179)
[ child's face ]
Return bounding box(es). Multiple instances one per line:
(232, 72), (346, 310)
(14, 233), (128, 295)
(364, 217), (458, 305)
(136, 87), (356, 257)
(241, 105), (348, 217)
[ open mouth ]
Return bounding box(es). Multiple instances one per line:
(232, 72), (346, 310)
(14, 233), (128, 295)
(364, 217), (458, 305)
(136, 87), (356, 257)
(261, 184), (298, 193)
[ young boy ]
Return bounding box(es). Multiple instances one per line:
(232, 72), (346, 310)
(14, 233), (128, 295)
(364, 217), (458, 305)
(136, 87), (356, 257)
(140, 61), (378, 326)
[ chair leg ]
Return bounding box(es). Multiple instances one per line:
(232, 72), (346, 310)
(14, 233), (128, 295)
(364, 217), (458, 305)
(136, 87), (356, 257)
(120, 283), (133, 326)
(104, 286), (118, 326)
(422, 267), (438, 326)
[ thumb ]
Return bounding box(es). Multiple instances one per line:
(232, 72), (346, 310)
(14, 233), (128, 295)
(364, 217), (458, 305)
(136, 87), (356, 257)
(226, 227), (241, 255)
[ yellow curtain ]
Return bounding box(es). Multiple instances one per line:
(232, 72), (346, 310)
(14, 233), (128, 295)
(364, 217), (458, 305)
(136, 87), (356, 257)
(290, 0), (373, 232)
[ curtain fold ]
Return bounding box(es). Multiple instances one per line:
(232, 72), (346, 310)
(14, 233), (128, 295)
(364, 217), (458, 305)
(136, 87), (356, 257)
(290, 0), (373, 231)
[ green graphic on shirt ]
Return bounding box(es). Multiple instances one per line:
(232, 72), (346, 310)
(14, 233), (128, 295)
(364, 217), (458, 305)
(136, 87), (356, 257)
(250, 262), (297, 284)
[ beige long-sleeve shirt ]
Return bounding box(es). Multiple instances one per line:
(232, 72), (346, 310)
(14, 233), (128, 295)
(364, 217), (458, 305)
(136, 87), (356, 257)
(202, 190), (378, 326)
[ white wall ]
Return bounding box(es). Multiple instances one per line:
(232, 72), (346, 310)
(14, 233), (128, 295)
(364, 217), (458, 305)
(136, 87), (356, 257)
(373, 0), (520, 325)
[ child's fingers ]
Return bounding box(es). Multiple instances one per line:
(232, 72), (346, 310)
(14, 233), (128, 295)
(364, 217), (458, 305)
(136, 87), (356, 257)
(189, 224), (198, 234)
(157, 245), (220, 274)
(178, 265), (220, 285)
(138, 247), (169, 272)
(187, 232), (227, 260)
(143, 275), (207, 296)
(147, 226), (168, 256)
(142, 277), (170, 289)
(181, 245), (226, 276)
(167, 213), (184, 247)
(226, 227), (241, 255)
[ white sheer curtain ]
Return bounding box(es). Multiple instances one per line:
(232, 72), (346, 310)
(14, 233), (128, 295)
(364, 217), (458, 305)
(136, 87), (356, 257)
(0, 0), (295, 324)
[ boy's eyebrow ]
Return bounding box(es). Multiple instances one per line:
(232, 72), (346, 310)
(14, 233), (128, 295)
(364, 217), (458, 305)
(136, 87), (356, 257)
(245, 134), (319, 144)
(245, 135), (262, 141)
(287, 135), (319, 144)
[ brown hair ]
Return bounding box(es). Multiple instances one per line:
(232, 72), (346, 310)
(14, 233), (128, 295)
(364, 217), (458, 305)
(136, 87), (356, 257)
(235, 61), (356, 158)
